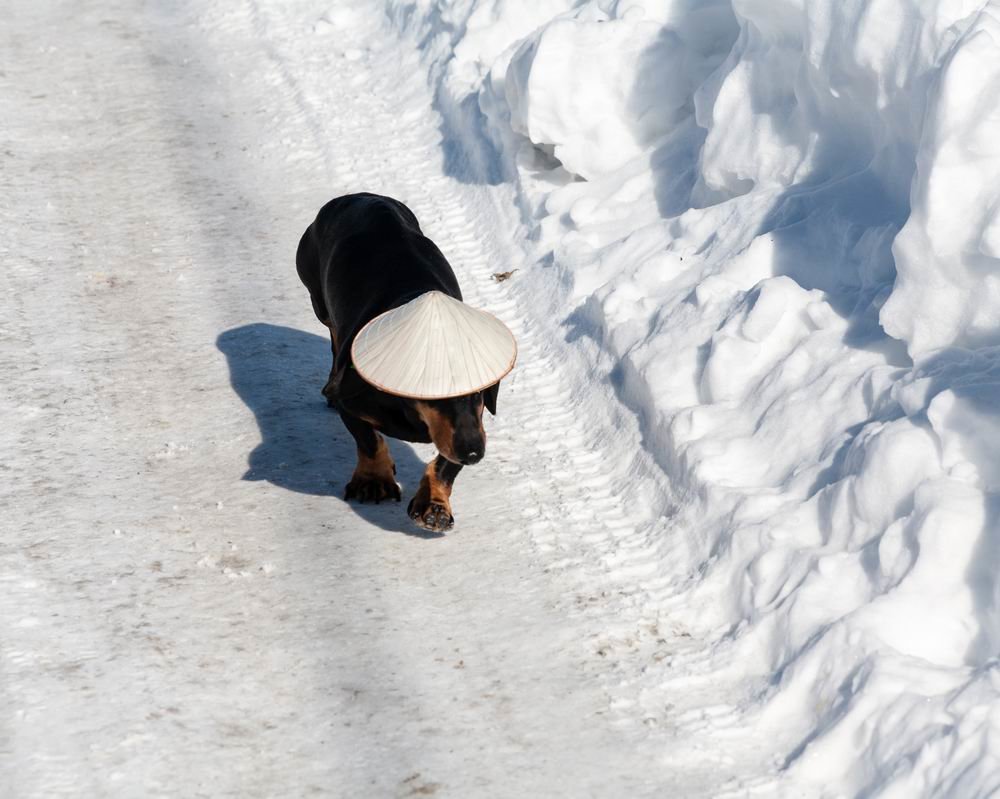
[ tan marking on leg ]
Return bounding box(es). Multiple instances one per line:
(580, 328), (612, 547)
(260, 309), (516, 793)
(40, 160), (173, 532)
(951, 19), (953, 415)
(345, 435), (399, 503)
(354, 435), (395, 480)
(422, 460), (453, 505)
(408, 460), (454, 531)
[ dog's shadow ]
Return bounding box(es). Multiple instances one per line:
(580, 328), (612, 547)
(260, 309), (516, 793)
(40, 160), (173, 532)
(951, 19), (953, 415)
(216, 323), (439, 537)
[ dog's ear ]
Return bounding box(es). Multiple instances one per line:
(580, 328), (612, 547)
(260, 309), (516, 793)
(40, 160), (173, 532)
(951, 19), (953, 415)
(483, 382), (499, 416)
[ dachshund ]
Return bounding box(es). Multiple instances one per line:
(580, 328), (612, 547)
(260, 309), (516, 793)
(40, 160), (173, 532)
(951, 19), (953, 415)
(296, 193), (502, 531)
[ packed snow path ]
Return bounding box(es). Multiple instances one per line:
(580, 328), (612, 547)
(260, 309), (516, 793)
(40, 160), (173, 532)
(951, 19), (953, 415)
(0, 1), (749, 796)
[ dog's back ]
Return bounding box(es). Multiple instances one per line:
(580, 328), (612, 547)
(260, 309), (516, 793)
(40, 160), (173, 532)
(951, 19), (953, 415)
(296, 193), (462, 372)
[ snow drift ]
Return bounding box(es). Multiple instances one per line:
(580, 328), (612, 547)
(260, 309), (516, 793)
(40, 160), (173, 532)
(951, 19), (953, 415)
(388, 0), (1000, 795)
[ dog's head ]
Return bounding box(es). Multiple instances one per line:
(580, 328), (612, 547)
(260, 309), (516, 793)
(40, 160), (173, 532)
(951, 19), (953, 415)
(414, 382), (499, 466)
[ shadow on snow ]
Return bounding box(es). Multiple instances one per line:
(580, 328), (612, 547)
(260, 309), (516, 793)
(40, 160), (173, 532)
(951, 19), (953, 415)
(216, 323), (440, 538)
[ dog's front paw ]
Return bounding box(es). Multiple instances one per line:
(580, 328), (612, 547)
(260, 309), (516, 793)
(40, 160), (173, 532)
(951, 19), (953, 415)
(407, 495), (454, 532)
(345, 474), (401, 504)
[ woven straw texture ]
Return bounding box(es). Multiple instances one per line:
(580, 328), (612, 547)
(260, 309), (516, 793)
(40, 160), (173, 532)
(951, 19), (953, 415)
(351, 291), (517, 399)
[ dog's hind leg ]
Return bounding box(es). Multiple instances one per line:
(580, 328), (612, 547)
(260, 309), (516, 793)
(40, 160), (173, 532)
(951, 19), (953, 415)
(321, 323), (339, 407)
(408, 455), (462, 532)
(340, 411), (401, 504)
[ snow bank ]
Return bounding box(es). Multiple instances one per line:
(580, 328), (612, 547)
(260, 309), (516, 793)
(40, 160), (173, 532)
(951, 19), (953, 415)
(883, 6), (1000, 355)
(388, 0), (1000, 794)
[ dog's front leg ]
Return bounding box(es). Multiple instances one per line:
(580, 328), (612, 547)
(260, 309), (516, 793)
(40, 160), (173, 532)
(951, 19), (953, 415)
(340, 412), (401, 504)
(408, 455), (463, 532)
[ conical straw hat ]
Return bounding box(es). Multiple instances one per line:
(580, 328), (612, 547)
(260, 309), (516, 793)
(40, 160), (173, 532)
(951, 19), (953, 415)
(351, 291), (517, 399)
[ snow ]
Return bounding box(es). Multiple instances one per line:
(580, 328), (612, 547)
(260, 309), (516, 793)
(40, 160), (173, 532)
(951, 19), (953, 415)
(390, 0), (1000, 795)
(884, 4), (1000, 355)
(6, 0), (1000, 795)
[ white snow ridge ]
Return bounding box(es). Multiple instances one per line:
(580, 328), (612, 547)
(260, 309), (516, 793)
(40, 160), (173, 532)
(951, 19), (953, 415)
(4, 0), (1000, 796)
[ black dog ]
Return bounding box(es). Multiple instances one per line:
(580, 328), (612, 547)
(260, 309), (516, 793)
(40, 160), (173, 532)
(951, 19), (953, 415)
(296, 193), (500, 531)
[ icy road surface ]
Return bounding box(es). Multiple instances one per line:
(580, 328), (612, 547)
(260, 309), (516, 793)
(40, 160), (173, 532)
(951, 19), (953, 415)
(0, 1), (743, 796)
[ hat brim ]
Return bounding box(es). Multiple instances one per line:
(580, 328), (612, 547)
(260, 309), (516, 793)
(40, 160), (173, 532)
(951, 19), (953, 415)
(350, 291), (518, 400)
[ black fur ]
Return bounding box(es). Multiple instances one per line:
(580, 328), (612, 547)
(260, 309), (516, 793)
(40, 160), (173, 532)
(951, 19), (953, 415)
(296, 193), (500, 526)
